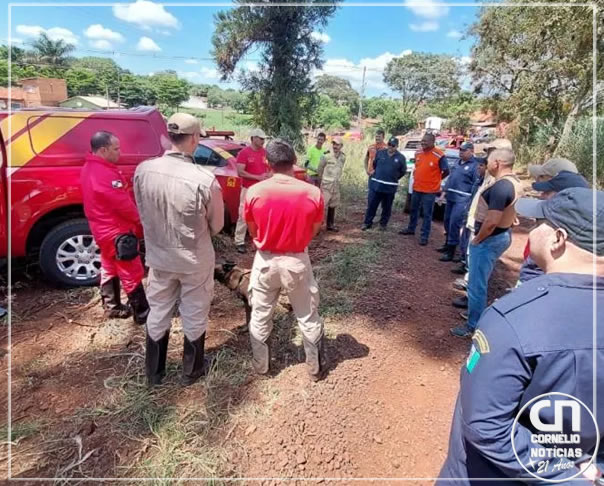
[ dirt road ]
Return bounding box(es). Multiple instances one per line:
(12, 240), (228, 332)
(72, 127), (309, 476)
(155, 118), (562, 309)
(0, 204), (527, 484)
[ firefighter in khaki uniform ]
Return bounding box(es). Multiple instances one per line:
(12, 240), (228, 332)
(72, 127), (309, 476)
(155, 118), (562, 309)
(134, 113), (224, 386)
(317, 137), (346, 232)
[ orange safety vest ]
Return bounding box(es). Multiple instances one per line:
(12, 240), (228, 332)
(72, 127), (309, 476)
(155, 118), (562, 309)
(367, 142), (387, 173)
(412, 147), (446, 193)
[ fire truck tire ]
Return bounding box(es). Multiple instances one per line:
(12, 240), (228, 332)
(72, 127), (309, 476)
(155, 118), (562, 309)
(39, 219), (101, 288)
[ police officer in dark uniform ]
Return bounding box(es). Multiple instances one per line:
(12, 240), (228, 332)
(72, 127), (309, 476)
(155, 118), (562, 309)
(437, 142), (480, 262)
(438, 187), (604, 485)
(362, 137), (406, 231)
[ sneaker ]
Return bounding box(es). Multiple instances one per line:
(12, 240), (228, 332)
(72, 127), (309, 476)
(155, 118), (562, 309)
(452, 255), (463, 263)
(236, 245), (246, 254)
(460, 310), (468, 320)
(436, 244), (449, 253)
(419, 238), (428, 246)
(450, 325), (473, 338)
(452, 278), (467, 291)
(399, 228), (415, 235)
(452, 296), (468, 309)
(361, 224), (373, 231)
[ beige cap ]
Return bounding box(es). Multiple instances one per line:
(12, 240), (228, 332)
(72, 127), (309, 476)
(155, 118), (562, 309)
(331, 136), (343, 146)
(250, 128), (267, 139)
(485, 138), (513, 151)
(167, 113), (201, 135)
(528, 157), (578, 179)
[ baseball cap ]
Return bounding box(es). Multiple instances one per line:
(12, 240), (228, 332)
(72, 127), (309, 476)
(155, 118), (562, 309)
(528, 157), (578, 179)
(331, 136), (343, 145)
(485, 138), (513, 151)
(532, 170), (589, 193)
(387, 137), (399, 146)
(167, 113), (201, 135)
(250, 128), (267, 139)
(460, 141), (474, 151)
(516, 187), (604, 256)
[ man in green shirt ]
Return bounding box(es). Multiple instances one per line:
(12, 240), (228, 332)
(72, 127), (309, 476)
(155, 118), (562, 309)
(305, 132), (328, 186)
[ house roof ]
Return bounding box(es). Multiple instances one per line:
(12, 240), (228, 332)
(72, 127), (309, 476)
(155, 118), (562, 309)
(470, 110), (495, 124)
(0, 87), (26, 100)
(65, 95), (120, 108)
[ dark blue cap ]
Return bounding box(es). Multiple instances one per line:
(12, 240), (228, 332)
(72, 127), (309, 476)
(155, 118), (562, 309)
(516, 187), (604, 256)
(460, 141), (474, 151)
(387, 137), (399, 146)
(532, 170), (589, 193)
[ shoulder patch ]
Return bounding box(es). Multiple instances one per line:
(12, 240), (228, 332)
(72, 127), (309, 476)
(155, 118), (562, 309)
(466, 344), (481, 373)
(472, 329), (490, 354)
(111, 180), (123, 189)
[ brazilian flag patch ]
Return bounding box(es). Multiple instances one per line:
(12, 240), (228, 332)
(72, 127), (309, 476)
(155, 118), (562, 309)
(466, 344), (481, 373)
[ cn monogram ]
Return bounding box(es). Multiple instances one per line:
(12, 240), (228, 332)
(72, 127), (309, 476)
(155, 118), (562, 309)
(530, 399), (581, 433)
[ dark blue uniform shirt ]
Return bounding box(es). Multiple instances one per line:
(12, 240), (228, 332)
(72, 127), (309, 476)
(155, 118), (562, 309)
(438, 273), (604, 485)
(445, 157), (480, 203)
(369, 148), (406, 194)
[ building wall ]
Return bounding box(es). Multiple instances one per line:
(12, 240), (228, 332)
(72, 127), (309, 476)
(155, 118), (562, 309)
(21, 78), (67, 107)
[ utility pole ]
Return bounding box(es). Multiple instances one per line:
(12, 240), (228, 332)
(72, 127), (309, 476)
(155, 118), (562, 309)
(358, 66), (366, 134)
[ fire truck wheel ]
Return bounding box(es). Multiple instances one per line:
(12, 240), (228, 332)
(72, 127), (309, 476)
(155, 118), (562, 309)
(39, 219), (101, 288)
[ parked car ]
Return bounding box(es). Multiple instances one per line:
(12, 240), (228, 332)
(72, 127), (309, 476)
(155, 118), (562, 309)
(0, 107), (306, 288)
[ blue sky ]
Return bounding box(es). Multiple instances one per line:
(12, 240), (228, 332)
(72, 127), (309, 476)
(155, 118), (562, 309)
(1, 0), (480, 96)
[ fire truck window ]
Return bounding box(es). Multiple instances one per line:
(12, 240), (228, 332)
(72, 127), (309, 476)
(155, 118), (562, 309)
(28, 116), (162, 160)
(193, 145), (212, 165)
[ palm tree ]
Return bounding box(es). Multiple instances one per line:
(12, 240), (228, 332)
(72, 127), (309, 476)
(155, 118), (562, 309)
(30, 33), (75, 66)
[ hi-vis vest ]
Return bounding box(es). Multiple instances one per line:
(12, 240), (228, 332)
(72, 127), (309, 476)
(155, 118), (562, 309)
(412, 147), (446, 193)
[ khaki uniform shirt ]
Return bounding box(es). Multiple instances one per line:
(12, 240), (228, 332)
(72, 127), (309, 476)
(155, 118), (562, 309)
(134, 151), (224, 274)
(318, 151), (346, 189)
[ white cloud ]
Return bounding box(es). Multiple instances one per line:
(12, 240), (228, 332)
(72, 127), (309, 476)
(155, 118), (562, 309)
(456, 56), (472, 65)
(84, 24), (124, 43)
(201, 67), (220, 79)
(179, 71), (201, 81)
(16, 25), (45, 37)
(410, 21), (439, 32)
(244, 61), (259, 72)
(185, 59), (199, 64)
(404, 0), (449, 19)
(316, 50), (412, 92)
(9, 38), (25, 45)
(16, 25), (79, 45)
(310, 31), (330, 43)
(90, 39), (113, 50)
(113, 0), (179, 30)
(136, 36), (161, 52)
(447, 29), (462, 39)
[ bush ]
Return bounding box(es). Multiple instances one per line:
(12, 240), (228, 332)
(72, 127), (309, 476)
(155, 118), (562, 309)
(382, 109), (416, 136)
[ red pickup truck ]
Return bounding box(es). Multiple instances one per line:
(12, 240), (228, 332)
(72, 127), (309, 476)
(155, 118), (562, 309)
(0, 107), (305, 288)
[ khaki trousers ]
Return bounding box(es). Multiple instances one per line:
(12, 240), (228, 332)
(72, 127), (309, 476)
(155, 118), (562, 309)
(248, 250), (322, 344)
(321, 182), (340, 209)
(146, 266), (214, 341)
(234, 187), (248, 246)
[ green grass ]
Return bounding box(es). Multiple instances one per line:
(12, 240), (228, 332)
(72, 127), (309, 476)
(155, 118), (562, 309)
(1, 421), (44, 444)
(180, 108), (253, 136)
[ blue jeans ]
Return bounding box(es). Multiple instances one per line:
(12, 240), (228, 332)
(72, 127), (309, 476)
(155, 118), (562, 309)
(467, 230), (512, 329)
(407, 191), (437, 240)
(364, 188), (395, 227)
(444, 199), (469, 246)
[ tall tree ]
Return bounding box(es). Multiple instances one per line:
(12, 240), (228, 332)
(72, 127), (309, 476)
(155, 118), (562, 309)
(383, 52), (461, 114)
(71, 57), (123, 99)
(212, 1), (337, 144)
(30, 33), (75, 66)
(120, 74), (156, 107)
(151, 72), (189, 111)
(468, 0), (604, 152)
(315, 74), (359, 115)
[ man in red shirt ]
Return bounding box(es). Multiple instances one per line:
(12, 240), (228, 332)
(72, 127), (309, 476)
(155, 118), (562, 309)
(234, 128), (270, 253)
(244, 139), (326, 381)
(80, 131), (149, 324)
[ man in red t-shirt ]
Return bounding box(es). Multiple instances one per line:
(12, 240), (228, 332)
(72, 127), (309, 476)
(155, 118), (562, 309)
(234, 128), (270, 253)
(244, 138), (326, 381)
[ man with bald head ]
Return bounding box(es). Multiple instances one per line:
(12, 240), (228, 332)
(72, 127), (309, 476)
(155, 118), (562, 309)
(451, 148), (524, 337)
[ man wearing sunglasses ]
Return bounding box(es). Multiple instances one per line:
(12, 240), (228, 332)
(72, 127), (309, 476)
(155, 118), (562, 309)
(438, 187), (604, 484)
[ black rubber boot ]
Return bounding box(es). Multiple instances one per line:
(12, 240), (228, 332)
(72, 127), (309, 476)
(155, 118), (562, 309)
(302, 334), (327, 382)
(250, 334), (270, 375)
(399, 228), (414, 235)
(326, 207), (338, 232)
(101, 277), (131, 319)
(436, 244), (449, 253)
(439, 245), (457, 262)
(146, 331), (169, 386)
(182, 333), (209, 386)
(127, 283), (150, 325)
(451, 263), (467, 275)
